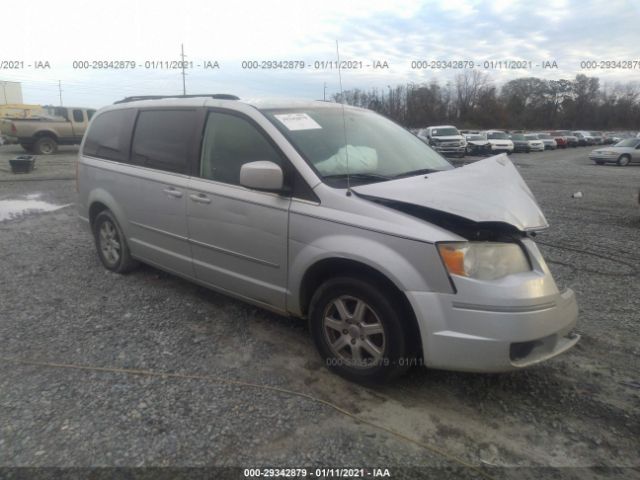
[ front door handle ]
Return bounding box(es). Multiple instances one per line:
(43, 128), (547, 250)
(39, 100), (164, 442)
(163, 187), (183, 198)
(189, 193), (211, 204)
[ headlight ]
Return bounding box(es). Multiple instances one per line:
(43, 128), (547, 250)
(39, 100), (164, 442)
(437, 242), (530, 281)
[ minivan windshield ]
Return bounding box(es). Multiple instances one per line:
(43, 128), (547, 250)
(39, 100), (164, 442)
(263, 107), (453, 187)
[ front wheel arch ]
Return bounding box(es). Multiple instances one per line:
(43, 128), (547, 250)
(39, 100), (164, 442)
(299, 258), (422, 357)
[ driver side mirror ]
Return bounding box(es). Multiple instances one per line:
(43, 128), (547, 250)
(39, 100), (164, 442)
(240, 161), (284, 192)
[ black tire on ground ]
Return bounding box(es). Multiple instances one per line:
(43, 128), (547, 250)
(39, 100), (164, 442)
(20, 144), (33, 152)
(32, 136), (58, 155)
(595, 161), (604, 165)
(617, 155), (631, 167)
(93, 210), (139, 274)
(309, 276), (415, 384)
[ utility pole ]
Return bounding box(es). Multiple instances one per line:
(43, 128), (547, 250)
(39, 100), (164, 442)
(180, 44), (187, 95)
(323, 82), (327, 101)
(58, 80), (63, 106)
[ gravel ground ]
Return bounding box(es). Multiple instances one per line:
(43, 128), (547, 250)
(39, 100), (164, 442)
(0, 145), (638, 479)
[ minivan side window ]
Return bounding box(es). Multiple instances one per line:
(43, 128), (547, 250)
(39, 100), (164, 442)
(200, 112), (283, 185)
(82, 109), (136, 162)
(131, 110), (197, 174)
(73, 109), (84, 122)
(87, 109), (96, 120)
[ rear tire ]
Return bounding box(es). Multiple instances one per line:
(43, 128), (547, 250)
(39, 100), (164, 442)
(595, 160), (604, 165)
(309, 277), (414, 384)
(20, 144), (33, 153)
(33, 136), (58, 155)
(93, 210), (138, 273)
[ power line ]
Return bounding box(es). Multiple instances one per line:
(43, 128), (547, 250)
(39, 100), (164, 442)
(181, 43), (187, 95)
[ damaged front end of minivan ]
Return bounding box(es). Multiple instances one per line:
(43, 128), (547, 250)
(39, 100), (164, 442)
(352, 155), (580, 372)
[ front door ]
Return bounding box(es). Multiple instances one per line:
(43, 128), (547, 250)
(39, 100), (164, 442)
(187, 111), (290, 311)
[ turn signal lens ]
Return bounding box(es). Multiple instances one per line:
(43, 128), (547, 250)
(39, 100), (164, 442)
(438, 244), (466, 276)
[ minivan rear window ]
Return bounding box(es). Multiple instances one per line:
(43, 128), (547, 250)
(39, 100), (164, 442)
(131, 110), (197, 174)
(83, 109), (136, 162)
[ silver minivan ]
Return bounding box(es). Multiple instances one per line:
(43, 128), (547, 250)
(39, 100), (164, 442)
(77, 95), (579, 383)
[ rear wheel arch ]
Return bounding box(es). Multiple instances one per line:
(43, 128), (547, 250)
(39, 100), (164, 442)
(89, 201), (109, 228)
(33, 130), (59, 141)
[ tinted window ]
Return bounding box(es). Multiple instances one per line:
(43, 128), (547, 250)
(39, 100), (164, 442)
(200, 112), (283, 185)
(54, 107), (68, 120)
(73, 109), (84, 122)
(87, 110), (96, 120)
(82, 109), (136, 162)
(131, 110), (197, 174)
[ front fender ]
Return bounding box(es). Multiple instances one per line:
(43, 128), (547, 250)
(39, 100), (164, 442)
(286, 227), (453, 315)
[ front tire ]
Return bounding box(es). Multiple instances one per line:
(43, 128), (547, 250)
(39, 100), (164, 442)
(617, 155), (631, 166)
(93, 210), (138, 273)
(309, 277), (413, 384)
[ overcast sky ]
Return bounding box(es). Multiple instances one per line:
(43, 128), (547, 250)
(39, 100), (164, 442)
(2, 0), (639, 108)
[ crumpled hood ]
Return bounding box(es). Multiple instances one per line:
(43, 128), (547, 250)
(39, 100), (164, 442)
(352, 154), (548, 231)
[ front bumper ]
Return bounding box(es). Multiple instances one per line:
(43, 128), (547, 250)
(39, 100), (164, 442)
(433, 145), (466, 156)
(589, 155), (617, 163)
(406, 239), (579, 372)
(407, 289), (578, 372)
(490, 145), (514, 153)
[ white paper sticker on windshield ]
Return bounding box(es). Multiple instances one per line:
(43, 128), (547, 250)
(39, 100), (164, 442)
(274, 113), (322, 131)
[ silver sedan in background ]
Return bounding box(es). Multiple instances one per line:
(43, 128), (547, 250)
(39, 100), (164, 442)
(589, 138), (640, 166)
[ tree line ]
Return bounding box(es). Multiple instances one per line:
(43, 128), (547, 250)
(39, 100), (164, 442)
(332, 72), (640, 131)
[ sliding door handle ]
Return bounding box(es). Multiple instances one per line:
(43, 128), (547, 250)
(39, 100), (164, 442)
(163, 187), (183, 198)
(189, 193), (211, 204)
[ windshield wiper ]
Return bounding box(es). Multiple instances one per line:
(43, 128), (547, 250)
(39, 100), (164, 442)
(391, 168), (442, 179)
(323, 173), (390, 182)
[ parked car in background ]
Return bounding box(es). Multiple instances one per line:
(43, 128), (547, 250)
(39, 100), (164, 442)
(551, 130), (578, 147)
(590, 131), (604, 145)
(524, 134), (545, 152)
(483, 130), (514, 153)
(464, 134), (492, 156)
(589, 138), (640, 166)
(535, 133), (558, 150)
(76, 95), (579, 382)
(573, 131), (596, 145)
(547, 132), (567, 148)
(418, 125), (466, 158)
(510, 133), (531, 153)
(0, 106), (96, 154)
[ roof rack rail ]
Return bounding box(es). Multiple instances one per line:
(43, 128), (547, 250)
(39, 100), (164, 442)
(113, 94), (239, 104)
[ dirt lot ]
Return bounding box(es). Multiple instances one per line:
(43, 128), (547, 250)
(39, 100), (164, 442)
(0, 144), (638, 479)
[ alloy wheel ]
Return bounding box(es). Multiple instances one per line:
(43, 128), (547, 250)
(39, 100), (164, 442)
(322, 295), (386, 369)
